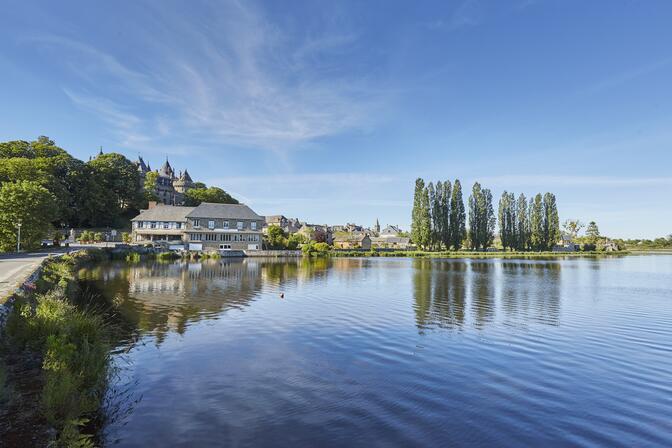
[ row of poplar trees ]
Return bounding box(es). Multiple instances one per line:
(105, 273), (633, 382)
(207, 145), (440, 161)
(411, 177), (560, 251)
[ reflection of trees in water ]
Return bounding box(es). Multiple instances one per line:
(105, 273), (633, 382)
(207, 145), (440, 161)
(79, 258), (332, 345)
(500, 261), (561, 326)
(470, 262), (495, 329)
(412, 259), (561, 332)
(413, 259), (467, 332)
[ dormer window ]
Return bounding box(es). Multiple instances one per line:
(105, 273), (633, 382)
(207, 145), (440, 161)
(237, 221), (244, 230)
(208, 220), (215, 229)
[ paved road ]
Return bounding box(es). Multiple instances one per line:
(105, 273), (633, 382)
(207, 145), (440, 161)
(0, 244), (115, 300)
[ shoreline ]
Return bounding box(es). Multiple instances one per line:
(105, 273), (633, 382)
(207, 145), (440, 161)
(329, 250), (631, 259)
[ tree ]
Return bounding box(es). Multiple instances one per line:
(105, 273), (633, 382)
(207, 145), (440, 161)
(265, 225), (287, 249)
(143, 171), (160, 203)
(87, 153), (143, 225)
(427, 181), (438, 250)
(529, 194), (544, 250)
(0, 181), (57, 251)
(468, 182), (495, 250)
(184, 186), (238, 206)
(586, 221), (600, 244)
(543, 193), (560, 250)
(562, 219), (584, 239)
(374, 218), (380, 235)
(417, 183), (432, 249)
(498, 191), (517, 251)
(449, 179), (466, 250)
(516, 193), (529, 250)
(411, 178), (425, 247)
(439, 180), (451, 250)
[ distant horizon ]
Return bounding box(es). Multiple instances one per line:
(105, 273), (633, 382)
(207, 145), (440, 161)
(2, 1), (671, 239)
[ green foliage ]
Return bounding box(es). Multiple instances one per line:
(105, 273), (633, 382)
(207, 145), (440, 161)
(302, 241), (331, 256)
(184, 186), (238, 206)
(586, 221), (600, 243)
(516, 193), (530, 250)
(125, 252), (141, 263)
(4, 253), (110, 446)
(93, 232), (103, 243)
(87, 153), (143, 226)
(468, 182), (495, 250)
(0, 180), (57, 251)
(498, 191), (517, 251)
(529, 194), (544, 250)
(121, 232), (132, 244)
(265, 225), (287, 249)
(449, 180), (466, 250)
(410, 178), (432, 249)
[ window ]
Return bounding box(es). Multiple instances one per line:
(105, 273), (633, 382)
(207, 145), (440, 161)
(208, 220), (215, 229)
(191, 233), (202, 241)
(223, 221), (229, 229)
(193, 219), (200, 227)
(176, 222), (182, 229)
(151, 222), (157, 229)
(237, 221), (244, 230)
(251, 221), (257, 230)
(206, 233), (217, 241)
(220, 244), (231, 250)
(163, 222), (169, 229)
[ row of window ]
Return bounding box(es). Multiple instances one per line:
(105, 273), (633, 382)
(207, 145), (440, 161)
(134, 221), (183, 229)
(192, 219), (257, 231)
(189, 233), (260, 242)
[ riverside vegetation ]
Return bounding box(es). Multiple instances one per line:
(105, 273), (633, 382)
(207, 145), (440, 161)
(1, 250), (113, 446)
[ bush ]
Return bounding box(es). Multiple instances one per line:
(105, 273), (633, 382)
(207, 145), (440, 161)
(121, 232), (132, 244)
(93, 232), (103, 243)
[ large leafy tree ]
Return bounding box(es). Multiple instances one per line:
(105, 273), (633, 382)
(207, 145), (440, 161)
(184, 186), (238, 206)
(87, 153), (143, 226)
(427, 181), (438, 250)
(0, 181), (57, 251)
(449, 179), (466, 250)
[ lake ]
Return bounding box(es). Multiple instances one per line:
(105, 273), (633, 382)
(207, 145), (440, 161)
(79, 255), (672, 447)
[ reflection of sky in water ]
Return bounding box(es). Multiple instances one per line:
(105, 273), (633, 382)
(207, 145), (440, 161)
(80, 256), (672, 447)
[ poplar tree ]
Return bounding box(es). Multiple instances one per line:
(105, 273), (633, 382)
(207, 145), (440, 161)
(499, 191), (517, 251)
(516, 193), (529, 250)
(449, 179), (466, 250)
(543, 192), (560, 249)
(468, 183), (495, 250)
(428, 181), (438, 250)
(530, 193), (544, 251)
(411, 178), (425, 247)
(440, 180), (451, 250)
(418, 183), (432, 249)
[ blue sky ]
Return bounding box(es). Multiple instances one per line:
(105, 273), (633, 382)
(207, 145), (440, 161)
(1, 0), (671, 238)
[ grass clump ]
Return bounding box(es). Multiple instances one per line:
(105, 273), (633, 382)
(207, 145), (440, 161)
(4, 253), (110, 447)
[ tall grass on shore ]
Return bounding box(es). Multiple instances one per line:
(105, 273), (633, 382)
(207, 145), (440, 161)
(4, 252), (111, 447)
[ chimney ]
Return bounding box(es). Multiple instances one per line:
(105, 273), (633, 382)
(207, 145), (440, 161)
(148, 201), (158, 209)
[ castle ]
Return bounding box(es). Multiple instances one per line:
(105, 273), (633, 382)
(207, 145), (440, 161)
(136, 156), (195, 205)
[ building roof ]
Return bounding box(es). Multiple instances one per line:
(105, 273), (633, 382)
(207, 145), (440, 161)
(264, 215), (287, 224)
(334, 233), (370, 242)
(131, 205), (195, 221)
(181, 169), (193, 182)
(159, 158), (174, 178)
(186, 202), (263, 220)
(371, 236), (410, 244)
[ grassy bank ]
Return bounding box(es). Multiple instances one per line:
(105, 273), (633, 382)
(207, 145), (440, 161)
(3, 250), (111, 447)
(330, 250), (630, 258)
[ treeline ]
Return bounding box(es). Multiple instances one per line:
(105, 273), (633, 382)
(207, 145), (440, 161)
(0, 136), (236, 251)
(411, 178), (560, 251)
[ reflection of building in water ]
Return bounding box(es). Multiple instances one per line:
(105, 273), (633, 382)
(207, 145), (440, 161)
(412, 259), (562, 332)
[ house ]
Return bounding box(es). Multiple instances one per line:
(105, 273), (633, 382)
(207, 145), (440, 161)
(553, 234), (580, 252)
(184, 202), (264, 251)
(333, 233), (372, 250)
(603, 239), (619, 252)
(371, 236), (411, 250)
(263, 215), (303, 235)
(131, 203), (194, 244)
(380, 225), (402, 237)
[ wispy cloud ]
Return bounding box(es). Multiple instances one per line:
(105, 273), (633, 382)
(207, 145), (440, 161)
(24, 1), (382, 154)
(479, 175), (672, 188)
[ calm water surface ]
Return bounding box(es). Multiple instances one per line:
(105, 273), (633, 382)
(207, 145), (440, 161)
(80, 256), (672, 447)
